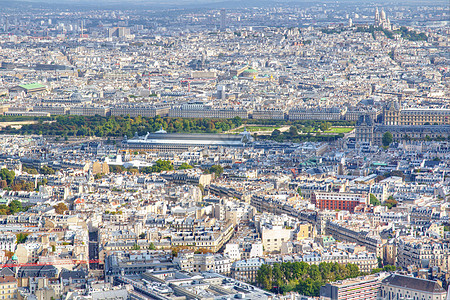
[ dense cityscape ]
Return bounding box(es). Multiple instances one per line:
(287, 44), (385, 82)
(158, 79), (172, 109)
(0, 0), (449, 299)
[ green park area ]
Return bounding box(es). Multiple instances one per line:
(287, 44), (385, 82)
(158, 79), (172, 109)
(323, 127), (354, 134)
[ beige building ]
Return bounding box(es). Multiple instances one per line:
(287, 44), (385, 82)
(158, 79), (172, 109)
(92, 161), (109, 175)
(15, 243), (42, 264)
(397, 238), (450, 272)
(110, 105), (169, 118)
(295, 223), (313, 240)
(288, 107), (345, 121)
(380, 274), (447, 300)
(384, 103), (450, 125)
(0, 276), (17, 300)
(261, 225), (294, 252)
(69, 106), (110, 117)
(252, 109), (285, 120)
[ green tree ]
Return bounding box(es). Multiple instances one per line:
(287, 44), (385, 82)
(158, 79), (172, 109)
(132, 243), (141, 250)
(9, 200), (23, 214)
(0, 169), (15, 186)
(256, 264), (273, 290)
(39, 165), (55, 175)
(142, 160), (174, 173)
(139, 233), (146, 239)
(288, 126), (298, 137)
(384, 197), (398, 209)
(16, 233), (29, 244)
(377, 257), (383, 268)
(178, 163), (193, 170)
(209, 165), (224, 177)
(271, 129), (281, 137)
(382, 131), (393, 147)
(149, 242), (156, 250)
(370, 194), (381, 206)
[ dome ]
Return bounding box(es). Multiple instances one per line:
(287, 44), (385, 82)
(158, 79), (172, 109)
(241, 68), (258, 78)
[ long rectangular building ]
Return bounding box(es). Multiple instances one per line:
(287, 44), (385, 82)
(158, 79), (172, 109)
(320, 274), (384, 300)
(110, 105), (169, 118)
(311, 192), (367, 212)
(122, 130), (253, 152)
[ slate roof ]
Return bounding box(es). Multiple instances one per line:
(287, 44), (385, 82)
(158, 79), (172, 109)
(17, 265), (58, 278)
(382, 274), (446, 294)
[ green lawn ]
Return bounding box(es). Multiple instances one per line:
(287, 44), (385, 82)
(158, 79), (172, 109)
(323, 127), (354, 133)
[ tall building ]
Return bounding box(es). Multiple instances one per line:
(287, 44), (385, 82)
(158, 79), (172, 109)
(108, 27), (130, 38)
(217, 85), (226, 100)
(220, 9), (226, 30)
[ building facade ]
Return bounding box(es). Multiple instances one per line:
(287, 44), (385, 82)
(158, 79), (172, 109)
(379, 274), (447, 300)
(311, 192), (367, 212)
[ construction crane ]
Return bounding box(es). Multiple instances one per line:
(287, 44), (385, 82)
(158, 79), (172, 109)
(180, 78), (216, 93)
(0, 259), (100, 268)
(142, 72), (172, 93)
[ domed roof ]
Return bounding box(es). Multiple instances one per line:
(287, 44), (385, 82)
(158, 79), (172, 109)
(243, 68), (258, 73)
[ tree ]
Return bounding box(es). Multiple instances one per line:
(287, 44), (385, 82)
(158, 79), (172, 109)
(0, 169), (15, 186)
(23, 166), (38, 175)
(142, 160), (174, 174)
(16, 233), (28, 244)
(54, 202), (68, 214)
(271, 129), (281, 137)
(149, 242), (156, 250)
(382, 131), (393, 147)
(39, 165), (55, 175)
(178, 163), (193, 170)
(139, 233), (146, 239)
(377, 257), (383, 268)
(370, 194), (381, 206)
(132, 243), (140, 250)
(209, 165), (224, 177)
(288, 126), (298, 137)
(257, 264), (273, 290)
(109, 165), (125, 173)
(384, 197), (398, 209)
(9, 200), (23, 214)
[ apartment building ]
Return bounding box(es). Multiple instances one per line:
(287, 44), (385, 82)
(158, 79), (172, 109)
(384, 103), (450, 126)
(311, 192), (367, 212)
(288, 107), (345, 121)
(251, 109), (285, 120)
(69, 106), (110, 117)
(396, 238), (450, 272)
(110, 105), (169, 118)
(0, 276), (18, 300)
(320, 274), (383, 300)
